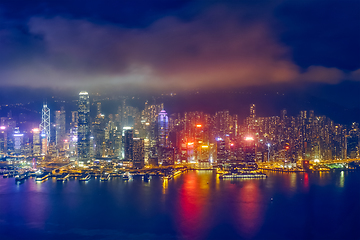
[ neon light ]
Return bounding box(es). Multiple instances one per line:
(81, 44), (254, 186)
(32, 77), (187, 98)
(196, 124), (202, 128)
(245, 137), (254, 141)
(32, 128), (40, 133)
(0, 126), (5, 130)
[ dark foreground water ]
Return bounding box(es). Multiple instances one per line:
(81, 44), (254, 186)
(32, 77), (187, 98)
(0, 170), (359, 240)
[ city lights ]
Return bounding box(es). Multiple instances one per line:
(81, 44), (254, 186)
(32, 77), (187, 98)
(0, 1), (357, 239)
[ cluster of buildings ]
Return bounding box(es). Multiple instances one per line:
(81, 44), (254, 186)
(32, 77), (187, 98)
(0, 92), (359, 168)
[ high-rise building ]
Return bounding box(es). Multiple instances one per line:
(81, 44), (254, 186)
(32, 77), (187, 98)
(96, 102), (101, 117)
(216, 139), (226, 164)
(250, 104), (256, 118)
(13, 128), (23, 155)
(55, 107), (66, 149)
(244, 137), (256, 163)
(40, 103), (50, 144)
(77, 91), (90, 164)
(124, 129), (134, 161)
(158, 110), (169, 147)
(133, 138), (144, 168)
(71, 111), (78, 128)
(281, 109), (287, 120)
(0, 126), (7, 155)
(32, 128), (41, 156)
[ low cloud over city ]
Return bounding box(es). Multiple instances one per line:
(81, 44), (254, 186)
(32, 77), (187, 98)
(0, 0), (359, 91)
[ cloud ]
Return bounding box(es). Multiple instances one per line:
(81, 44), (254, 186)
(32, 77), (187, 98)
(350, 68), (360, 81)
(298, 66), (345, 84)
(0, 4), (356, 92)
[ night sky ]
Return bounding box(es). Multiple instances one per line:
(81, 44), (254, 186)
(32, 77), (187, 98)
(0, 0), (359, 120)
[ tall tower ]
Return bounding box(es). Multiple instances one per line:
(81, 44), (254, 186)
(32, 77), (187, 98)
(40, 103), (50, 144)
(55, 107), (66, 148)
(124, 129), (134, 161)
(250, 104), (256, 118)
(32, 128), (41, 156)
(133, 138), (144, 168)
(77, 91), (90, 164)
(158, 109), (169, 147)
(96, 102), (101, 117)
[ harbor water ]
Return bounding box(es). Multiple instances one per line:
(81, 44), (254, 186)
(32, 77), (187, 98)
(0, 170), (359, 240)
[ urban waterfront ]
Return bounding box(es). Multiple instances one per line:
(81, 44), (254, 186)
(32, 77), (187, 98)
(0, 170), (359, 240)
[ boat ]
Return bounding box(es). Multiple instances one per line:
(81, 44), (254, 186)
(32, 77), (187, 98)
(143, 173), (152, 181)
(163, 175), (172, 180)
(57, 173), (70, 182)
(79, 173), (91, 181)
(100, 173), (110, 181)
(173, 170), (182, 177)
(8, 171), (15, 178)
(219, 172), (267, 179)
(15, 174), (27, 181)
(27, 171), (37, 177)
(35, 173), (50, 182)
(123, 172), (132, 181)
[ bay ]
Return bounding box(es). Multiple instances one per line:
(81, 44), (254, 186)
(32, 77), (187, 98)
(0, 170), (359, 240)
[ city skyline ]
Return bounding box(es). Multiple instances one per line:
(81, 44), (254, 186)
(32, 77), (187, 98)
(0, 91), (357, 166)
(0, 1), (359, 239)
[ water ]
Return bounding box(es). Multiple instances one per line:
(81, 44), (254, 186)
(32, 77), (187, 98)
(0, 170), (359, 240)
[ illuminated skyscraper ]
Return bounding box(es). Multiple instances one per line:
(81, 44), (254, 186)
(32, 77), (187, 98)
(71, 111), (78, 128)
(0, 126), (7, 155)
(13, 128), (23, 155)
(133, 138), (144, 168)
(158, 110), (169, 147)
(77, 91), (90, 164)
(40, 103), (50, 144)
(250, 104), (256, 118)
(124, 129), (134, 161)
(96, 102), (101, 117)
(69, 111), (78, 157)
(55, 107), (66, 148)
(32, 128), (41, 156)
(244, 136), (256, 163)
(216, 139), (226, 164)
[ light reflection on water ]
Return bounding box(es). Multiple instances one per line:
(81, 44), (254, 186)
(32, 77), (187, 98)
(236, 181), (267, 239)
(340, 171), (345, 187)
(0, 170), (358, 240)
